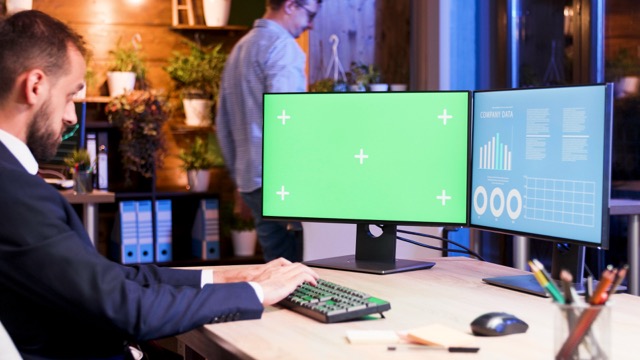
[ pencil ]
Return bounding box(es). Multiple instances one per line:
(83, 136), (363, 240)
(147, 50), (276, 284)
(532, 259), (564, 301)
(607, 265), (628, 297)
(590, 269), (615, 305)
(529, 261), (565, 304)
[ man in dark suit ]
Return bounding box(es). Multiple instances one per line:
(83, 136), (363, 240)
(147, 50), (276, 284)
(0, 10), (318, 360)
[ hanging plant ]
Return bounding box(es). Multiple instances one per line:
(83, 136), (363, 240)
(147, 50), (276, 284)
(105, 90), (168, 181)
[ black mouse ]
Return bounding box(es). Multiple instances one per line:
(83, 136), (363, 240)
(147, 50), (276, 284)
(470, 312), (528, 336)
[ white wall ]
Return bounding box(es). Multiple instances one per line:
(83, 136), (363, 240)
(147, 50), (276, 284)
(302, 222), (443, 261)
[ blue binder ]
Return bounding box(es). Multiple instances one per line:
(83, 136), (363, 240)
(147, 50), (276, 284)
(191, 198), (220, 260)
(155, 199), (173, 262)
(136, 200), (154, 263)
(112, 200), (138, 264)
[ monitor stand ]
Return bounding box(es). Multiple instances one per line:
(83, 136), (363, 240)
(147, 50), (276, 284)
(483, 243), (626, 297)
(304, 224), (435, 275)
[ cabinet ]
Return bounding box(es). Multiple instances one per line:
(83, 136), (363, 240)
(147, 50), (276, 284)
(75, 98), (262, 266)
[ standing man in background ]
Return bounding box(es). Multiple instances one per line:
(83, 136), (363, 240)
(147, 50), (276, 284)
(217, 0), (322, 262)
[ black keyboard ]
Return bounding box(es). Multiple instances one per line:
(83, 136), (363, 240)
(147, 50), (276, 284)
(278, 279), (391, 323)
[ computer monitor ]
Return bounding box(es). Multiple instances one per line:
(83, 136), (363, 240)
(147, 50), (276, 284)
(262, 91), (471, 274)
(470, 84), (613, 295)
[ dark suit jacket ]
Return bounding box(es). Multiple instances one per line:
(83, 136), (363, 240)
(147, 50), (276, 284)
(0, 141), (262, 359)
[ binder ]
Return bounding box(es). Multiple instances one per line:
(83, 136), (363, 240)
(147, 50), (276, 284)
(111, 200), (138, 264)
(136, 200), (154, 263)
(96, 131), (109, 190)
(86, 132), (97, 187)
(155, 199), (173, 262)
(192, 198), (220, 260)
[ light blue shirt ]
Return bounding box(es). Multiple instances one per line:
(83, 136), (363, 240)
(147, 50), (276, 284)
(216, 19), (307, 192)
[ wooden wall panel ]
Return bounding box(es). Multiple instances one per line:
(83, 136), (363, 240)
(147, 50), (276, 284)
(606, 0), (640, 60)
(308, 0), (410, 87)
(309, 0), (377, 84)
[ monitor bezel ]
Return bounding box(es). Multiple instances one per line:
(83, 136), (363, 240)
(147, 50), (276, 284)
(261, 90), (474, 228)
(469, 83), (613, 250)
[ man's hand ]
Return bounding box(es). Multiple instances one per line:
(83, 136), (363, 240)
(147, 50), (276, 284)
(257, 262), (319, 306)
(213, 258), (294, 283)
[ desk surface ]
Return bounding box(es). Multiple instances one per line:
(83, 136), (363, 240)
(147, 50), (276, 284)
(178, 258), (640, 360)
(60, 189), (115, 204)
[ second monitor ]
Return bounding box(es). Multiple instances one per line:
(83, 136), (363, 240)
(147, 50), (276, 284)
(262, 91), (471, 274)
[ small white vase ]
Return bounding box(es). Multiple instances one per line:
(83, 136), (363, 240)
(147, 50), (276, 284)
(369, 83), (389, 92)
(232, 230), (257, 256)
(203, 0), (232, 27)
(6, 0), (32, 15)
(107, 71), (136, 97)
(615, 76), (640, 98)
(390, 84), (408, 92)
(187, 169), (210, 192)
(183, 98), (212, 126)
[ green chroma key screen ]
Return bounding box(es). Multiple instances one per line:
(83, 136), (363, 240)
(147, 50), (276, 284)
(262, 91), (471, 226)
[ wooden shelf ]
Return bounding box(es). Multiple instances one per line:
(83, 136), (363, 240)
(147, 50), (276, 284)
(170, 25), (249, 32)
(74, 96), (112, 103)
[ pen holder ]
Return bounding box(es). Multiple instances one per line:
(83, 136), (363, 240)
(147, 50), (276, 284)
(73, 171), (93, 194)
(554, 304), (611, 360)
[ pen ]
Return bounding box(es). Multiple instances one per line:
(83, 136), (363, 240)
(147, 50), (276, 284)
(590, 269), (615, 305)
(607, 264), (628, 297)
(532, 259), (564, 297)
(529, 261), (565, 304)
(387, 345), (480, 353)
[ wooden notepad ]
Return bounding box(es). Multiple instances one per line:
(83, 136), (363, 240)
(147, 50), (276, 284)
(406, 324), (478, 347)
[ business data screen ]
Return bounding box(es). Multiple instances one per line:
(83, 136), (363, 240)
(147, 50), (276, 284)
(471, 85), (612, 246)
(262, 92), (471, 225)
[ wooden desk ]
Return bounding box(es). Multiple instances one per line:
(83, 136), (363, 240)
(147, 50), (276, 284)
(61, 190), (115, 246)
(177, 258), (640, 359)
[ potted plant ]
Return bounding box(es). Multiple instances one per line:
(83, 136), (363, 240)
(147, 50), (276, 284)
(309, 78), (347, 92)
(178, 135), (224, 192)
(606, 48), (640, 98)
(165, 40), (227, 126)
(347, 62), (386, 92)
(107, 36), (146, 97)
(105, 90), (168, 186)
(63, 149), (94, 194)
(221, 202), (256, 257)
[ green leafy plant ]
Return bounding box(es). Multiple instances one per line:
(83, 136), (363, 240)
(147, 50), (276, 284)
(221, 202), (255, 237)
(63, 149), (92, 173)
(348, 62), (381, 88)
(309, 78), (347, 93)
(108, 37), (146, 80)
(164, 41), (228, 100)
(178, 135), (224, 170)
(606, 48), (640, 81)
(105, 90), (168, 180)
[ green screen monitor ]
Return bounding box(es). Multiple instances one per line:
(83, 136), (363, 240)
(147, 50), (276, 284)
(262, 91), (471, 274)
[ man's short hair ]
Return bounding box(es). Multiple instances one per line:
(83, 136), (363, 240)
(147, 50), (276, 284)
(269, 0), (322, 11)
(0, 10), (87, 101)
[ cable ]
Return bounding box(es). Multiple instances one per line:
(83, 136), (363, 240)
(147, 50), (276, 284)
(396, 236), (478, 257)
(396, 228), (485, 261)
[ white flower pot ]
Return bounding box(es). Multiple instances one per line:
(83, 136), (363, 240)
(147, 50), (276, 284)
(390, 83), (408, 92)
(183, 98), (212, 126)
(369, 83), (389, 92)
(6, 0), (32, 15)
(187, 169), (210, 192)
(231, 230), (257, 256)
(203, 0), (232, 27)
(107, 71), (136, 97)
(615, 76), (640, 98)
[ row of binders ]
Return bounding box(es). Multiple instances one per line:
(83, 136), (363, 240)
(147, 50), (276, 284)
(111, 199), (173, 264)
(111, 198), (221, 264)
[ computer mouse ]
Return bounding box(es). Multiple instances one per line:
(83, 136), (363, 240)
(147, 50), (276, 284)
(470, 312), (528, 336)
